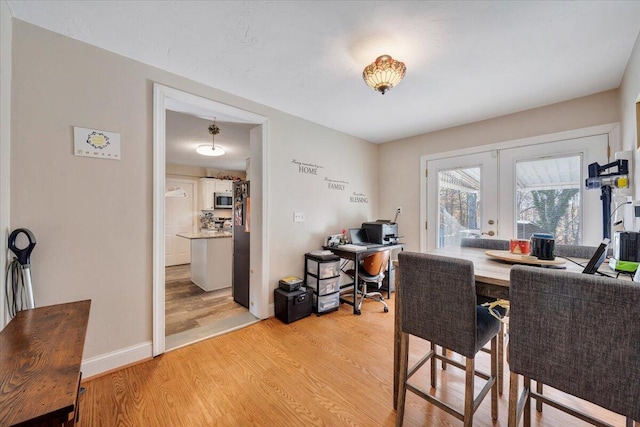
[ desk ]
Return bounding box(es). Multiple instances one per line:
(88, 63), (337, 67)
(0, 300), (91, 426)
(392, 246), (589, 408)
(325, 243), (404, 315)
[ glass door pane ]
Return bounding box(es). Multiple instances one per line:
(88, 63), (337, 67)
(515, 155), (581, 244)
(438, 167), (481, 247)
(427, 151), (498, 249)
(498, 134), (608, 245)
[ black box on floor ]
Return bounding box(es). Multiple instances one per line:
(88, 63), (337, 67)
(279, 276), (303, 292)
(274, 287), (312, 324)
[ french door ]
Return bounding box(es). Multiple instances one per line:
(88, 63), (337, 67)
(426, 134), (609, 250)
(427, 151), (498, 250)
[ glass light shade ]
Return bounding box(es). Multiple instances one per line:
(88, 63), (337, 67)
(362, 55), (406, 95)
(196, 144), (225, 156)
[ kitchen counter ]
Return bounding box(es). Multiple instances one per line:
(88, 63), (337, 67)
(177, 231), (232, 291)
(177, 230), (232, 239)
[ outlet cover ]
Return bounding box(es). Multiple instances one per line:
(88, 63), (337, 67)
(294, 212), (305, 222)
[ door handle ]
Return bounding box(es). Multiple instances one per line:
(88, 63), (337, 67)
(482, 231), (495, 237)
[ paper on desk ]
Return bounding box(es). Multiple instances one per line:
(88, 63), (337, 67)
(337, 244), (367, 251)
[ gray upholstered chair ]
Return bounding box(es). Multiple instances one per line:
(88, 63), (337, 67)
(396, 252), (501, 426)
(532, 243), (612, 409)
(460, 237), (510, 250)
(460, 237), (509, 395)
(554, 243), (601, 258)
(508, 265), (640, 427)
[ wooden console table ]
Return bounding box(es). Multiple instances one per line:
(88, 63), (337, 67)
(0, 300), (91, 426)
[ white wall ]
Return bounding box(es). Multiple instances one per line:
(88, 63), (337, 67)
(267, 114), (377, 298)
(619, 30), (640, 210)
(378, 90), (621, 252)
(0, 0), (12, 328)
(10, 20), (376, 367)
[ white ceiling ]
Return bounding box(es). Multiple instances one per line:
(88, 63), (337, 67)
(166, 111), (251, 170)
(7, 1), (640, 144)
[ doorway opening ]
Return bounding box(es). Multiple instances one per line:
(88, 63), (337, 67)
(153, 84), (270, 355)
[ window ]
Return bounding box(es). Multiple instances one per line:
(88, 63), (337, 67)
(515, 155), (582, 244)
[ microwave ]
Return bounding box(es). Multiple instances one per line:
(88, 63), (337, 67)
(214, 192), (233, 209)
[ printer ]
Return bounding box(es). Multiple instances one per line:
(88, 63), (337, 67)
(362, 220), (399, 245)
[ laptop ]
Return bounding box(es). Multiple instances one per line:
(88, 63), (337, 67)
(348, 228), (382, 249)
(582, 238), (610, 274)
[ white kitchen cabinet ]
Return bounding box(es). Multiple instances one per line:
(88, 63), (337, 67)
(214, 179), (233, 193)
(198, 178), (216, 210)
(198, 178), (233, 210)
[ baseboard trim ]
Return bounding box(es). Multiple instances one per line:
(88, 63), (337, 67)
(268, 302), (274, 318)
(82, 341), (152, 379)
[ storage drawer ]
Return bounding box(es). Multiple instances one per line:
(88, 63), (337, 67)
(306, 259), (340, 279)
(306, 274), (340, 296)
(313, 291), (340, 314)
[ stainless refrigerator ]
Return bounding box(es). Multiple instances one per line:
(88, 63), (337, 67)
(232, 181), (250, 308)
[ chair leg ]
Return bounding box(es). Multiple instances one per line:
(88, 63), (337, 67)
(523, 377), (531, 427)
(430, 342), (438, 388)
(536, 382), (543, 412)
(395, 332), (410, 427)
(464, 357), (474, 427)
(508, 372), (519, 427)
(497, 322), (504, 395)
(441, 347), (448, 370)
(491, 336), (498, 421)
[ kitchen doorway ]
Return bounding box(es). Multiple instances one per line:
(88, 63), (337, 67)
(153, 84), (269, 356)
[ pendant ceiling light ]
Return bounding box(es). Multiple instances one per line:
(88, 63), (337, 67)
(197, 119), (225, 156)
(362, 54), (406, 95)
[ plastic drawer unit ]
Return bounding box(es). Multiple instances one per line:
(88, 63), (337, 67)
(312, 292), (340, 314)
(306, 275), (340, 296)
(305, 253), (341, 314)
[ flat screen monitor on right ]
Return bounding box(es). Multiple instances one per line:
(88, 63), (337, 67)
(582, 238), (610, 274)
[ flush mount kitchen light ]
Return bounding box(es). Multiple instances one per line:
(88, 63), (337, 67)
(197, 118), (225, 156)
(196, 144), (225, 156)
(362, 54), (406, 95)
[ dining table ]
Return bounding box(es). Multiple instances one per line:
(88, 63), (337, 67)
(392, 245), (590, 408)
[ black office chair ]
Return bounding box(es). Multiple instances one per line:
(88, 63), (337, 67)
(344, 250), (390, 313)
(508, 265), (640, 427)
(396, 252), (500, 426)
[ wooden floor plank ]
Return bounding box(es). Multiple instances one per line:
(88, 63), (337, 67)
(165, 264), (246, 336)
(81, 294), (630, 426)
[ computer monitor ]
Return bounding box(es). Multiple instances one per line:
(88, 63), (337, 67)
(582, 238), (610, 274)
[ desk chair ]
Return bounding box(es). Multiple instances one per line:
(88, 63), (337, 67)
(396, 252), (500, 426)
(344, 250), (391, 313)
(459, 237), (509, 395)
(508, 265), (640, 427)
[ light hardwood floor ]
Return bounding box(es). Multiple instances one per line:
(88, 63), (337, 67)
(81, 293), (629, 426)
(165, 264), (247, 336)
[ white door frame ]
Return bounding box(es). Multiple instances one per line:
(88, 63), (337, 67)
(419, 123), (621, 252)
(153, 83), (269, 357)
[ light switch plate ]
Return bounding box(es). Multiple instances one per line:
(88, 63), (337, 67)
(294, 212), (305, 222)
